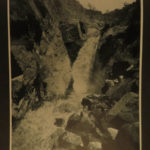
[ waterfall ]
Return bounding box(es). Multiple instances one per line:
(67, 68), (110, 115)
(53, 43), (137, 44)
(72, 28), (100, 96)
(12, 28), (101, 150)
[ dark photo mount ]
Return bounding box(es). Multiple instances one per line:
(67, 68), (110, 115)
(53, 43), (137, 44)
(142, 0), (150, 149)
(0, 0), (10, 150)
(0, 0), (150, 150)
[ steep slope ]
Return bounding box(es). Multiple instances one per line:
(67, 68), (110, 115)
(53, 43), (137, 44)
(10, 0), (85, 101)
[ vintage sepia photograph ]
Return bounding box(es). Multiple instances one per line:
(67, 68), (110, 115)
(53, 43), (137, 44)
(9, 0), (142, 150)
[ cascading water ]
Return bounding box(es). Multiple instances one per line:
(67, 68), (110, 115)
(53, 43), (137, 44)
(12, 27), (101, 150)
(72, 28), (100, 96)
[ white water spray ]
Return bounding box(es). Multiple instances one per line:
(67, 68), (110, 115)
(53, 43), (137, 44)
(72, 28), (100, 96)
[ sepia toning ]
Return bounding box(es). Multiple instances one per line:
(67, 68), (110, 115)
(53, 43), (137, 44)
(10, 0), (141, 150)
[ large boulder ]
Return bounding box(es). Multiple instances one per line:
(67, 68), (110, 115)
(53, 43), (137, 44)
(81, 95), (113, 112)
(81, 95), (113, 130)
(105, 79), (136, 101)
(106, 92), (139, 128)
(66, 111), (103, 141)
(55, 131), (84, 150)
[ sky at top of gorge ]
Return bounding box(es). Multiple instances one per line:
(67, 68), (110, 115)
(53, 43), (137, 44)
(77, 0), (136, 13)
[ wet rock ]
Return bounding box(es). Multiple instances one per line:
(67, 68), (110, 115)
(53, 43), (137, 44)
(105, 79), (135, 101)
(66, 111), (103, 139)
(106, 92), (139, 128)
(107, 128), (119, 140)
(80, 95), (116, 138)
(59, 132), (83, 147)
(54, 118), (65, 127)
(102, 25), (127, 39)
(81, 97), (93, 110)
(81, 95), (112, 113)
(105, 80), (114, 87)
(53, 131), (84, 150)
(88, 141), (102, 150)
(59, 22), (81, 43)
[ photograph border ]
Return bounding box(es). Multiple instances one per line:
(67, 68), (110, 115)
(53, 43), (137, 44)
(0, 0), (146, 149)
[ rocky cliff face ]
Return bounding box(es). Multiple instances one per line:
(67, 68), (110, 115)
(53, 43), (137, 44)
(11, 0), (103, 102)
(10, 0), (140, 150)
